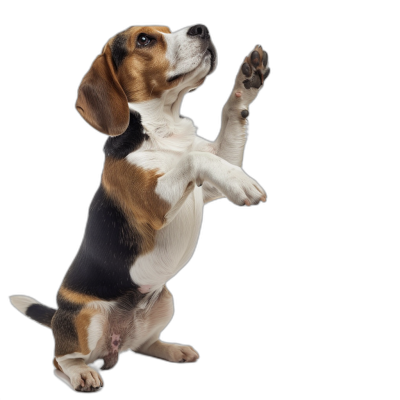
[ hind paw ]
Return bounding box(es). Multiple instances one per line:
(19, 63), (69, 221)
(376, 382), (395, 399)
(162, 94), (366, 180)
(55, 357), (104, 392)
(71, 367), (103, 392)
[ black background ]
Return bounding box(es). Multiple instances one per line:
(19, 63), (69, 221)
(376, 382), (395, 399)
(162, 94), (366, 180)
(2, 3), (312, 398)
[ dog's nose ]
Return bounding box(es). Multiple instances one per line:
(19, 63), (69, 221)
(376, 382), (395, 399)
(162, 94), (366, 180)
(187, 24), (210, 39)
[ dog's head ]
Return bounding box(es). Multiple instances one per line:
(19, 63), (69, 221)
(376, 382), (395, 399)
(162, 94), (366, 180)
(76, 25), (217, 136)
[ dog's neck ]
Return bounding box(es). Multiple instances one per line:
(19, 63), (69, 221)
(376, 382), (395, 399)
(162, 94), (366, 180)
(128, 87), (193, 138)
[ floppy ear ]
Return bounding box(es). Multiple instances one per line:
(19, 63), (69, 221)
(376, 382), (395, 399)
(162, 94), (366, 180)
(76, 49), (129, 137)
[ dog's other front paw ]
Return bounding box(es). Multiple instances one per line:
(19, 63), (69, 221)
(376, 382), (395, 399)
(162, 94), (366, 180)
(240, 45), (270, 90)
(222, 166), (267, 206)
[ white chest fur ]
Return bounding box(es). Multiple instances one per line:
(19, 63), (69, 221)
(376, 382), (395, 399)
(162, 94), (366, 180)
(130, 186), (204, 291)
(126, 107), (204, 292)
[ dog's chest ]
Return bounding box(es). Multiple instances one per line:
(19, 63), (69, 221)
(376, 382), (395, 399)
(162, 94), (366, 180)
(161, 184), (204, 264)
(130, 185), (204, 290)
(127, 130), (205, 290)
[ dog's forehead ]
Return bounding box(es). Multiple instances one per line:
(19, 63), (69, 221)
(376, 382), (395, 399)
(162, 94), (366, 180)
(124, 25), (171, 39)
(107, 25), (172, 53)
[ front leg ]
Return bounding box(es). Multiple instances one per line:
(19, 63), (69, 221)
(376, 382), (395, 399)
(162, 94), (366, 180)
(198, 46), (270, 203)
(215, 45), (270, 167)
(156, 151), (266, 223)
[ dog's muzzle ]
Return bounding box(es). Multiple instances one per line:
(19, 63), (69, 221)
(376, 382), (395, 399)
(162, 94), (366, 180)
(187, 24), (217, 74)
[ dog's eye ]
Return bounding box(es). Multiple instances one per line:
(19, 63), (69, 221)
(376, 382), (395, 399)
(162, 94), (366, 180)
(137, 34), (153, 47)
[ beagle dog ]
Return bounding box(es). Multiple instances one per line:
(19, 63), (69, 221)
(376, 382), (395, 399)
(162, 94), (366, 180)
(10, 24), (270, 391)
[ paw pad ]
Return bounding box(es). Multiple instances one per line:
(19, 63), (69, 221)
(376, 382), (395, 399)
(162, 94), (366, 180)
(251, 50), (260, 67)
(241, 45), (270, 90)
(241, 63), (251, 77)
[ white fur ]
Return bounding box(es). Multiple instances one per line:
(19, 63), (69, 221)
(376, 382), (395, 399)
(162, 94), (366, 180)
(57, 351), (92, 363)
(125, 287), (172, 351)
(130, 186), (204, 290)
(87, 314), (106, 352)
(125, 37), (267, 293)
(86, 299), (116, 314)
(9, 295), (40, 314)
(163, 27), (211, 81)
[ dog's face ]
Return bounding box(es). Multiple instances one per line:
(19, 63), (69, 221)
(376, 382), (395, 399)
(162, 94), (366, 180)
(76, 25), (217, 137)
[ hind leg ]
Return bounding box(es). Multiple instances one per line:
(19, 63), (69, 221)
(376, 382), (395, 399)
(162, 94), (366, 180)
(55, 357), (103, 392)
(134, 287), (199, 363)
(141, 340), (199, 363)
(52, 306), (105, 391)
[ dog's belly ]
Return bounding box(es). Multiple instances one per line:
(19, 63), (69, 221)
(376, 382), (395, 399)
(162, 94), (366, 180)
(130, 186), (204, 291)
(85, 287), (172, 367)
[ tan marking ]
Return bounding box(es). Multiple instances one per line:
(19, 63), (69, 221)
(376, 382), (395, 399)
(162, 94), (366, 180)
(76, 45), (129, 137)
(53, 305), (104, 358)
(102, 158), (170, 254)
(53, 357), (63, 372)
(58, 286), (100, 304)
(75, 25), (181, 135)
(75, 308), (97, 355)
(161, 286), (172, 297)
(112, 26), (178, 103)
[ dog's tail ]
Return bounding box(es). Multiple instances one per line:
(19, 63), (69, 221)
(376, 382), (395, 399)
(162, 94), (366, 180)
(10, 295), (56, 328)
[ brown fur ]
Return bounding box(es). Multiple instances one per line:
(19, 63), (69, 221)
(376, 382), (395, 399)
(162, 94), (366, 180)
(52, 308), (81, 357)
(53, 288), (100, 357)
(76, 46), (130, 137)
(112, 26), (181, 103)
(53, 358), (63, 372)
(102, 157), (170, 254)
(75, 308), (97, 355)
(58, 286), (100, 304)
(76, 26), (183, 137)
(52, 306), (98, 357)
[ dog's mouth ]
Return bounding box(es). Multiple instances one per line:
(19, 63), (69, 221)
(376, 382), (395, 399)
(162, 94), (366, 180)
(167, 73), (184, 83)
(206, 43), (217, 75)
(167, 42), (217, 83)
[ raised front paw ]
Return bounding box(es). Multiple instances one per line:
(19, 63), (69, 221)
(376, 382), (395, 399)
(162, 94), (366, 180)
(240, 45), (270, 90)
(230, 45), (270, 114)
